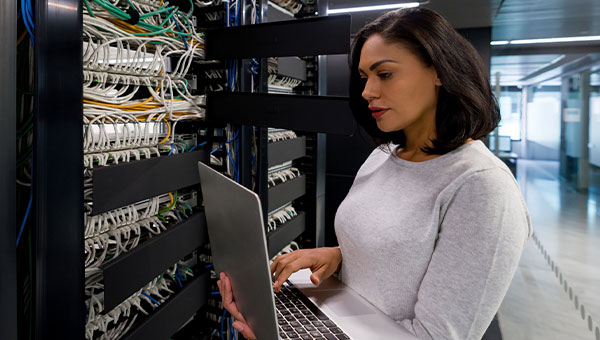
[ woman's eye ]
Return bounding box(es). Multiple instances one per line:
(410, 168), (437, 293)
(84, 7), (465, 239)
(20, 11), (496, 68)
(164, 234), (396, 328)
(378, 73), (392, 79)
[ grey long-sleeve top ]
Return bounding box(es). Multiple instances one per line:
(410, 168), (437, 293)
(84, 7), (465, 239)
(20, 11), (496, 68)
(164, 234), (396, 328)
(334, 140), (531, 340)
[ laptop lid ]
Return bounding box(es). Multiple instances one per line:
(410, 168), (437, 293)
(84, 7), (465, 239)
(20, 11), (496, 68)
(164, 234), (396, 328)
(198, 162), (279, 340)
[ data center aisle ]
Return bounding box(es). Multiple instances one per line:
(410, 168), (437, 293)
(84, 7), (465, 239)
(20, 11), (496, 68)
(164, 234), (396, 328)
(498, 160), (600, 340)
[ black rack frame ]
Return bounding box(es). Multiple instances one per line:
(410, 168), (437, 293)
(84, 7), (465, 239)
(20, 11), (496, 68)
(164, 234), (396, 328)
(102, 212), (209, 311)
(91, 150), (208, 215)
(34, 0), (85, 338)
(268, 176), (307, 212)
(205, 15), (350, 59)
(1, 3), (17, 339)
(121, 271), (211, 340)
(206, 92), (354, 135)
(268, 136), (307, 167)
(267, 212), (306, 258)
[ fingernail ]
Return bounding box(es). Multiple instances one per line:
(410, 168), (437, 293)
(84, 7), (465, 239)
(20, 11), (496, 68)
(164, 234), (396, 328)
(274, 280), (279, 286)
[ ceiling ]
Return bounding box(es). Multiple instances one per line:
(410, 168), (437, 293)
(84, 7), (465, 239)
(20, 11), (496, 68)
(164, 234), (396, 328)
(327, 0), (600, 86)
(328, 0), (600, 40)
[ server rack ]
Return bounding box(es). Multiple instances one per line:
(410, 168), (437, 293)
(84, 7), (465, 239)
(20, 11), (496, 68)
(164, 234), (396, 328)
(25, 0), (351, 338)
(206, 12), (354, 255)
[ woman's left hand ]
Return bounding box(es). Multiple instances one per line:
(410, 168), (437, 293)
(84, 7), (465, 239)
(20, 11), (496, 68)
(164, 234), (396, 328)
(217, 272), (257, 340)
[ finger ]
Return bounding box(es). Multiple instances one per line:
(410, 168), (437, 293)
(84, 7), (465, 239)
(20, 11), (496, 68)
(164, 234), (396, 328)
(271, 251), (295, 276)
(270, 256), (281, 275)
(221, 275), (234, 307)
(273, 251), (301, 281)
(223, 275), (246, 322)
(273, 259), (309, 292)
(310, 265), (327, 286)
(232, 320), (257, 340)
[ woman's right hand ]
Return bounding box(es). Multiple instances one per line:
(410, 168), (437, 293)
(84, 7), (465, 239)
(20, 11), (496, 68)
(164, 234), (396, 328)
(270, 247), (342, 293)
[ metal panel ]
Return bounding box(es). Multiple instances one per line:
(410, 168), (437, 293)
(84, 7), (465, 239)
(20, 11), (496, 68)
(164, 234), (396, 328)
(277, 57), (307, 81)
(205, 15), (351, 59)
(268, 137), (307, 167)
(315, 0), (329, 248)
(268, 176), (306, 211)
(121, 271), (210, 340)
(206, 92), (354, 135)
(0, 1), (17, 339)
(34, 0), (85, 337)
(256, 0), (270, 223)
(102, 212), (208, 311)
(257, 127), (270, 224)
(267, 212), (306, 258)
(92, 151), (208, 215)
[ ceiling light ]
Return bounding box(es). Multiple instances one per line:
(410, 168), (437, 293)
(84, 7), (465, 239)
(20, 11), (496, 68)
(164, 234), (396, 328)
(511, 35), (600, 44)
(491, 35), (600, 46)
(328, 2), (420, 14)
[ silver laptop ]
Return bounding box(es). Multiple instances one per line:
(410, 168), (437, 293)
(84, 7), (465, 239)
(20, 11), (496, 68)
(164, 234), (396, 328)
(198, 162), (417, 340)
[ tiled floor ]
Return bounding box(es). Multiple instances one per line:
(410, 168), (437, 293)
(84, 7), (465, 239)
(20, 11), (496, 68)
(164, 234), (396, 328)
(498, 160), (600, 340)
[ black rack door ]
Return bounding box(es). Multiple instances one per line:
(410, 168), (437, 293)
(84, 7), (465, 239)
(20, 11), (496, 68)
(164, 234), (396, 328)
(34, 0), (85, 338)
(1, 2), (17, 339)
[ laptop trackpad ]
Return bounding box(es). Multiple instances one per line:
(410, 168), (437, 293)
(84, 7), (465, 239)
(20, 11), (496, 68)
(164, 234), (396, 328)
(312, 290), (376, 317)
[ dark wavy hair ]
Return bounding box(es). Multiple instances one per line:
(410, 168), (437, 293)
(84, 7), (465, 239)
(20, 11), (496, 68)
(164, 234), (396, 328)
(349, 8), (500, 154)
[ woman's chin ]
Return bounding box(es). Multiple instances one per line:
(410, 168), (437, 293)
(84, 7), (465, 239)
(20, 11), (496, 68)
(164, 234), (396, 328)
(376, 121), (400, 133)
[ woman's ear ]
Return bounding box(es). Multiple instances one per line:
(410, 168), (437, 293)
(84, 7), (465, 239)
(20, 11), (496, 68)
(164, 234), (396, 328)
(432, 68), (442, 86)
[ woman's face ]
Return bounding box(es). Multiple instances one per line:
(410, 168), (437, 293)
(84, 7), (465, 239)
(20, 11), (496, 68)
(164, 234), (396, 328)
(358, 34), (441, 133)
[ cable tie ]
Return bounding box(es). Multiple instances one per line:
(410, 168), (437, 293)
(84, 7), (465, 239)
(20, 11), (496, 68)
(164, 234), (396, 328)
(125, 7), (140, 25)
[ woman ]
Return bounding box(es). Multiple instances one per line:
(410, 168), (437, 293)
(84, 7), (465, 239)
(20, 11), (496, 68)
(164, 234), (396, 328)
(218, 7), (531, 340)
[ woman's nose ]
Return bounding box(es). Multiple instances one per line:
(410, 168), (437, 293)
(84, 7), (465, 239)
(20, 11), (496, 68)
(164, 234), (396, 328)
(361, 78), (379, 101)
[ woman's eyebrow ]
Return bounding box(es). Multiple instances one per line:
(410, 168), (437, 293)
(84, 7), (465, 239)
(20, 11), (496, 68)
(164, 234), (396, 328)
(358, 59), (399, 73)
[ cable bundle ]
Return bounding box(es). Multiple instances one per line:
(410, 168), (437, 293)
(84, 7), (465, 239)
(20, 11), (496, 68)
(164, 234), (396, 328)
(267, 204), (298, 232)
(267, 167), (301, 188)
(83, 0), (206, 164)
(85, 262), (195, 340)
(267, 128), (297, 143)
(269, 0), (303, 14)
(268, 73), (303, 88)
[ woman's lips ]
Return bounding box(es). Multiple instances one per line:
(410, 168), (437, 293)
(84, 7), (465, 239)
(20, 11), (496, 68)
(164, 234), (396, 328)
(370, 108), (389, 119)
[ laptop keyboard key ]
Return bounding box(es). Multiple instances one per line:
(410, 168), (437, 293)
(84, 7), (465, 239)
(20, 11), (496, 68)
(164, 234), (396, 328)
(336, 334), (350, 340)
(304, 325), (316, 331)
(300, 334), (312, 340)
(323, 334), (337, 340)
(287, 332), (300, 339)
(296, 328), (307, 334)
(290, 321), (301, 328)
(322, 320), (336, 328)
(310, 331), (322, 337)
(299, 319), (310, 325)
(317, 327), (329, 333)
(330, 327), (343, 334)
(282, 325), (293, 332)
(312, 321), (323, 327)
(286, 316), (296, 321)
(307, 315), (317, 321)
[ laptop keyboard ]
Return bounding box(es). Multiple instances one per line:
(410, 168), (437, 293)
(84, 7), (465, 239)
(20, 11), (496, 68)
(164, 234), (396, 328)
(275, 281), (351, 340)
